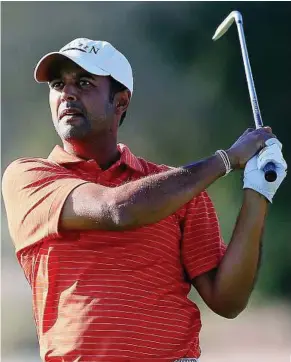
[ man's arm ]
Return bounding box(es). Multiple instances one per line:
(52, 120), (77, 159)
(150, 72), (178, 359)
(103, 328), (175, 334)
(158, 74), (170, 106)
(192, 189), (267, 319)
(60, 155), (225, 231)
(60, 127), (275, 231)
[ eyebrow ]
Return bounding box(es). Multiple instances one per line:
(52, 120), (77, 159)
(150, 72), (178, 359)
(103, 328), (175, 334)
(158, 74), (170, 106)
(78, 72), (96, 80)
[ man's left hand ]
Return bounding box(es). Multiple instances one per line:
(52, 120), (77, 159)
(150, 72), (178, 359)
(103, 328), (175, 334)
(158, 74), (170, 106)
(243, 138), (287, 203)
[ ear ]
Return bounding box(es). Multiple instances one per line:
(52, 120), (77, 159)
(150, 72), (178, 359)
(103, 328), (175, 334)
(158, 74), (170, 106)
(115, 89), (131, 117)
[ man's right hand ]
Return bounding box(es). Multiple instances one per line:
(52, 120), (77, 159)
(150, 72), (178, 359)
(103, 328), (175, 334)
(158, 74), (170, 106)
(226, 127), (277, 169)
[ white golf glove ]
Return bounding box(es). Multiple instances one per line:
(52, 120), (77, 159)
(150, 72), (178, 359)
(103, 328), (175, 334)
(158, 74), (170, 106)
(243, 138), (287, 203)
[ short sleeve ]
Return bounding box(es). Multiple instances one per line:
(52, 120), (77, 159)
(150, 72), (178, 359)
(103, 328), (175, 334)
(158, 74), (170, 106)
(181, 191), (227, 280)
(2, 158), (88, 253)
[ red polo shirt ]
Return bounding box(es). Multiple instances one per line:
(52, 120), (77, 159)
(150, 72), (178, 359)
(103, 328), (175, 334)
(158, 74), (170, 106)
(2, 144), (227, 362)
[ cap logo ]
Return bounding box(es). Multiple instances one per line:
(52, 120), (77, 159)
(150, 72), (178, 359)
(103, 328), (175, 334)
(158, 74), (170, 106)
(61, 40), (100, 55)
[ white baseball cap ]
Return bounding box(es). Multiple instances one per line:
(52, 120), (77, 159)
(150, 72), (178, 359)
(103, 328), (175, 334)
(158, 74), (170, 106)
(34, 38), (133, 93)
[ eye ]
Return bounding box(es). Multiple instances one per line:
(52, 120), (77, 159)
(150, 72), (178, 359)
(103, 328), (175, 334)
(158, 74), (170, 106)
(79, 79), (93, 88)
(49, 81), (64, 90)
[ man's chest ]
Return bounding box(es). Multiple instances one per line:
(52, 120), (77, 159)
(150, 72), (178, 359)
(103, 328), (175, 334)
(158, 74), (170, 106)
(32, 217), (185, 300)
(74, 215), (183, 276)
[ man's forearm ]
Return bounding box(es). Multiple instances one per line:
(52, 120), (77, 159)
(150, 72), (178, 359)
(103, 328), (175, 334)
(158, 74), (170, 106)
(212, 189), (268, 317)
(112, 154), (225, 228)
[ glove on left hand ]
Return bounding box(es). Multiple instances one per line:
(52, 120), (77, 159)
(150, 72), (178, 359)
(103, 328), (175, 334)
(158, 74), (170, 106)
(243, 138), (287, 203)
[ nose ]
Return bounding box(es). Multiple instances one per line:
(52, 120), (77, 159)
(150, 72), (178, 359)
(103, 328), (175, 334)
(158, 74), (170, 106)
(60, 84), (78, 102)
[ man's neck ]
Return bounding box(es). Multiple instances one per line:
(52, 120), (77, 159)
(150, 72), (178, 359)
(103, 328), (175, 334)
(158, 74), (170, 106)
(63, 140), (120, 170)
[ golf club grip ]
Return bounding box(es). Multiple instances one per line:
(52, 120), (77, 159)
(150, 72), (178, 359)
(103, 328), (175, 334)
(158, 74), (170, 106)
(263, 161), (277, 182)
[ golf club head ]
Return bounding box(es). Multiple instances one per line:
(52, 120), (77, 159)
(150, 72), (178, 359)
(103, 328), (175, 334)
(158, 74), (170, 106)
(212, 11), (243, 40)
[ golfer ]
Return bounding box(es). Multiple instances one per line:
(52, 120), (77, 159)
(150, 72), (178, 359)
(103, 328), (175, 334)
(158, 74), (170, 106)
(2, 38), (287, 362)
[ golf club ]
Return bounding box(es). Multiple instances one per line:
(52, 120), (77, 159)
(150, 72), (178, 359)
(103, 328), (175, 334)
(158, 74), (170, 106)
(213, 10), (277, 182)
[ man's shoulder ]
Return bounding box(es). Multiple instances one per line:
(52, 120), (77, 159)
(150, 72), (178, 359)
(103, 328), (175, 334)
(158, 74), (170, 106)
(3, 156), (60, 175)
(2, 157), (65, 190)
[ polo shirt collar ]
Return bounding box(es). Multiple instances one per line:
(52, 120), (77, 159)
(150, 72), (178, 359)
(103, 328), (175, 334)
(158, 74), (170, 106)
(48, 144), (145, 174)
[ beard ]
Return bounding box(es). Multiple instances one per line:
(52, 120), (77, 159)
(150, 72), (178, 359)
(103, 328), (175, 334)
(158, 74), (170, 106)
(54, 106), (115, 142)
(54, 115), (92, 141)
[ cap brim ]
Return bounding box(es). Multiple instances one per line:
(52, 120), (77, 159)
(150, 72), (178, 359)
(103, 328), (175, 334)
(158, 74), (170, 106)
(34, 52), (110, 82)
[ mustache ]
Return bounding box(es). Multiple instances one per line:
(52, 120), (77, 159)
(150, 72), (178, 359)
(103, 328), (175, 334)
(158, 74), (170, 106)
(58, 102), (86, 119)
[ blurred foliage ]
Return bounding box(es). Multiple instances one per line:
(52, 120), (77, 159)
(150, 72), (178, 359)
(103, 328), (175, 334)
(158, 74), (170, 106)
(1, 1), (290, 319)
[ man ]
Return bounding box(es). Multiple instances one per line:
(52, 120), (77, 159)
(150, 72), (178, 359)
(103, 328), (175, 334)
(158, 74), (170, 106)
(2, 38), (287, 362)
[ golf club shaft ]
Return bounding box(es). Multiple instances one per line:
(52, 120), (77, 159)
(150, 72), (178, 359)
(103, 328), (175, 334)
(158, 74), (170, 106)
(236, 20), (263, 128)
(235, 19), (277, 182)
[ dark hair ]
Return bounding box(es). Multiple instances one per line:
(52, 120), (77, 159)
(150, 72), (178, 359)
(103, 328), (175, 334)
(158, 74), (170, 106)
(109, 77), (128, 126)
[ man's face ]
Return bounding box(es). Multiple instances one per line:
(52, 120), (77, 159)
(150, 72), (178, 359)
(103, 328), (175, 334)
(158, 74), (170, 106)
(48, 59), (115, 141)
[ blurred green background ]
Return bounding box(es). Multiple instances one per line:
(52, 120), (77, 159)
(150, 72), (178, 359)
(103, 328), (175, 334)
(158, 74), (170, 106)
(1, 2), (290, 361)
